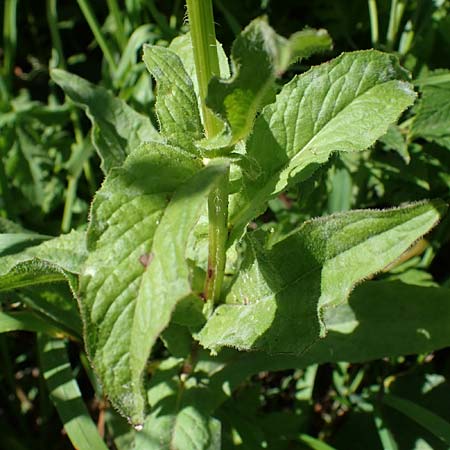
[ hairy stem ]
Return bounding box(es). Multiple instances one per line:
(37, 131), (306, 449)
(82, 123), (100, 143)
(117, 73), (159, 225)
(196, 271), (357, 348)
(186, 0), (229, 308)
(186, 0), (222, 138)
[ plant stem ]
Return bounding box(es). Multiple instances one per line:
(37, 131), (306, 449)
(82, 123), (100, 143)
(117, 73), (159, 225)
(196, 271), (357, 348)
(368, 0), (379, 47)
(2, 0), (18, 93)
(386, 0), (399, 50)
(77, 0), (118, 72)
(386, 0), (407, 50)
(186, 0), (229, 308)
(185, 0), (222, 138)
(46, 0), (66, 70)
(106, 0), (127, 50)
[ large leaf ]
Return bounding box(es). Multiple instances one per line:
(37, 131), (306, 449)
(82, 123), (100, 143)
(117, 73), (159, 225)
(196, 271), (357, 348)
(38, 335), (109, 450)
(198, 201), (445, 354)
(229, 50), (417, 238)
(79, 143), (217, 425)
(143, 44), (203, 153)
(411, 69), (450, 150)
(51, 69), (161, 173)
(202, 280), (450, 413)
(130, 162), (228, 425)
(206, 18), (332, 146)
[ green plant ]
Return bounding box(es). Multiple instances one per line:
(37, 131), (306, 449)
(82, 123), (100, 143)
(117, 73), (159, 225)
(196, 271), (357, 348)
(1, 1), (450, 448)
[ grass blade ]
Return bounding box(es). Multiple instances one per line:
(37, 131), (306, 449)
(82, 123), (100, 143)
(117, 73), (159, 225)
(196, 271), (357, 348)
(38, 335), (109, 450)
(383, 393), (450, 446)
(299, 433), (338, 450)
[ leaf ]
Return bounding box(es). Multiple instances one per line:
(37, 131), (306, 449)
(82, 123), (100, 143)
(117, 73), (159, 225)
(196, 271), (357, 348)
(229, 50), (417, 238)
(51, 69), (161, 173)
(13, 284), (83, 337)
(137, 406), (221, 450)
(169, 33), (231, 86)
(79, 142), (203, 425)
(281, 28), (332, 68)
(0, 311), (60, 335)
(298, 434), (338, 450)
(411, 69), (450, 150)
(198, 201), (445, 354)
(130, 162), (229, 424)
(206, 19), (332, 146)
(38, 335), (109, 450)
(0, 229), (87, 293)
(143, 44), (203, 153)
(203, 280), (450, 403)
(135, 358), (221, 450)
(382, 394), (450, 446)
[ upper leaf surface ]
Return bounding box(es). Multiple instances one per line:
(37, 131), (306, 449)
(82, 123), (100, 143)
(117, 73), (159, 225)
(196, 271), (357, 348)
(51, 69), (160, 173)
(143, 45), (203, 153)
(198, 201), (446, 354)
(229, 50), (416, 238)
(79, 142), (203, 425)
(130, 162), (229, 424)
(412, 70), (450, 149)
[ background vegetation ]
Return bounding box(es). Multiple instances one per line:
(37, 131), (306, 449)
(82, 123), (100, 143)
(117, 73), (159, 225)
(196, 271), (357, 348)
(1, 0), (450, 448)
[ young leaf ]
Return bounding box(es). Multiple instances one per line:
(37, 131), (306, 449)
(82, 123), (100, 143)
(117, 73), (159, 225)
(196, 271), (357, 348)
(411, 70), (450, 150)
(143, 45), (203, 153)
(229, 50), (417, 239)
(130, 162), (229, 424)
(206, 18), (332, 146)
(169, 33), (231, 90)
(198, 201), (445, 354)
(51, 69), (161, 173)
(79, 142), (201, 425)
(38, 335), (109, 450)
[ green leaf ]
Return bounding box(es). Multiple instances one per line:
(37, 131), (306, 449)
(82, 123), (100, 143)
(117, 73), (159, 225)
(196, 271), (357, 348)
(412, 69), (450, 150)
(280, 28), (332, 69)
(12, 284), (83, 337)
(0, 232), (50, 257)
(79, 142), (203, 425)
(198, 201), (445, 354)
(206, 19), (332, 146)
(0, 230), (87, 293)
(138, 406), (221, 450)
(0, 311), (60, 335)
(135, 358), (221, 450)
(143, 44), (203, 153)
(298, 434), (338, 450)
(130, 162), (229, 424)
(382, 394), (450, 446)
(38, 335), (109, 450)
(229, 50), (417, 238)
(203, 280), (450, 402)
(51, 69), (161, 173)
(169, 32), (231, 87)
